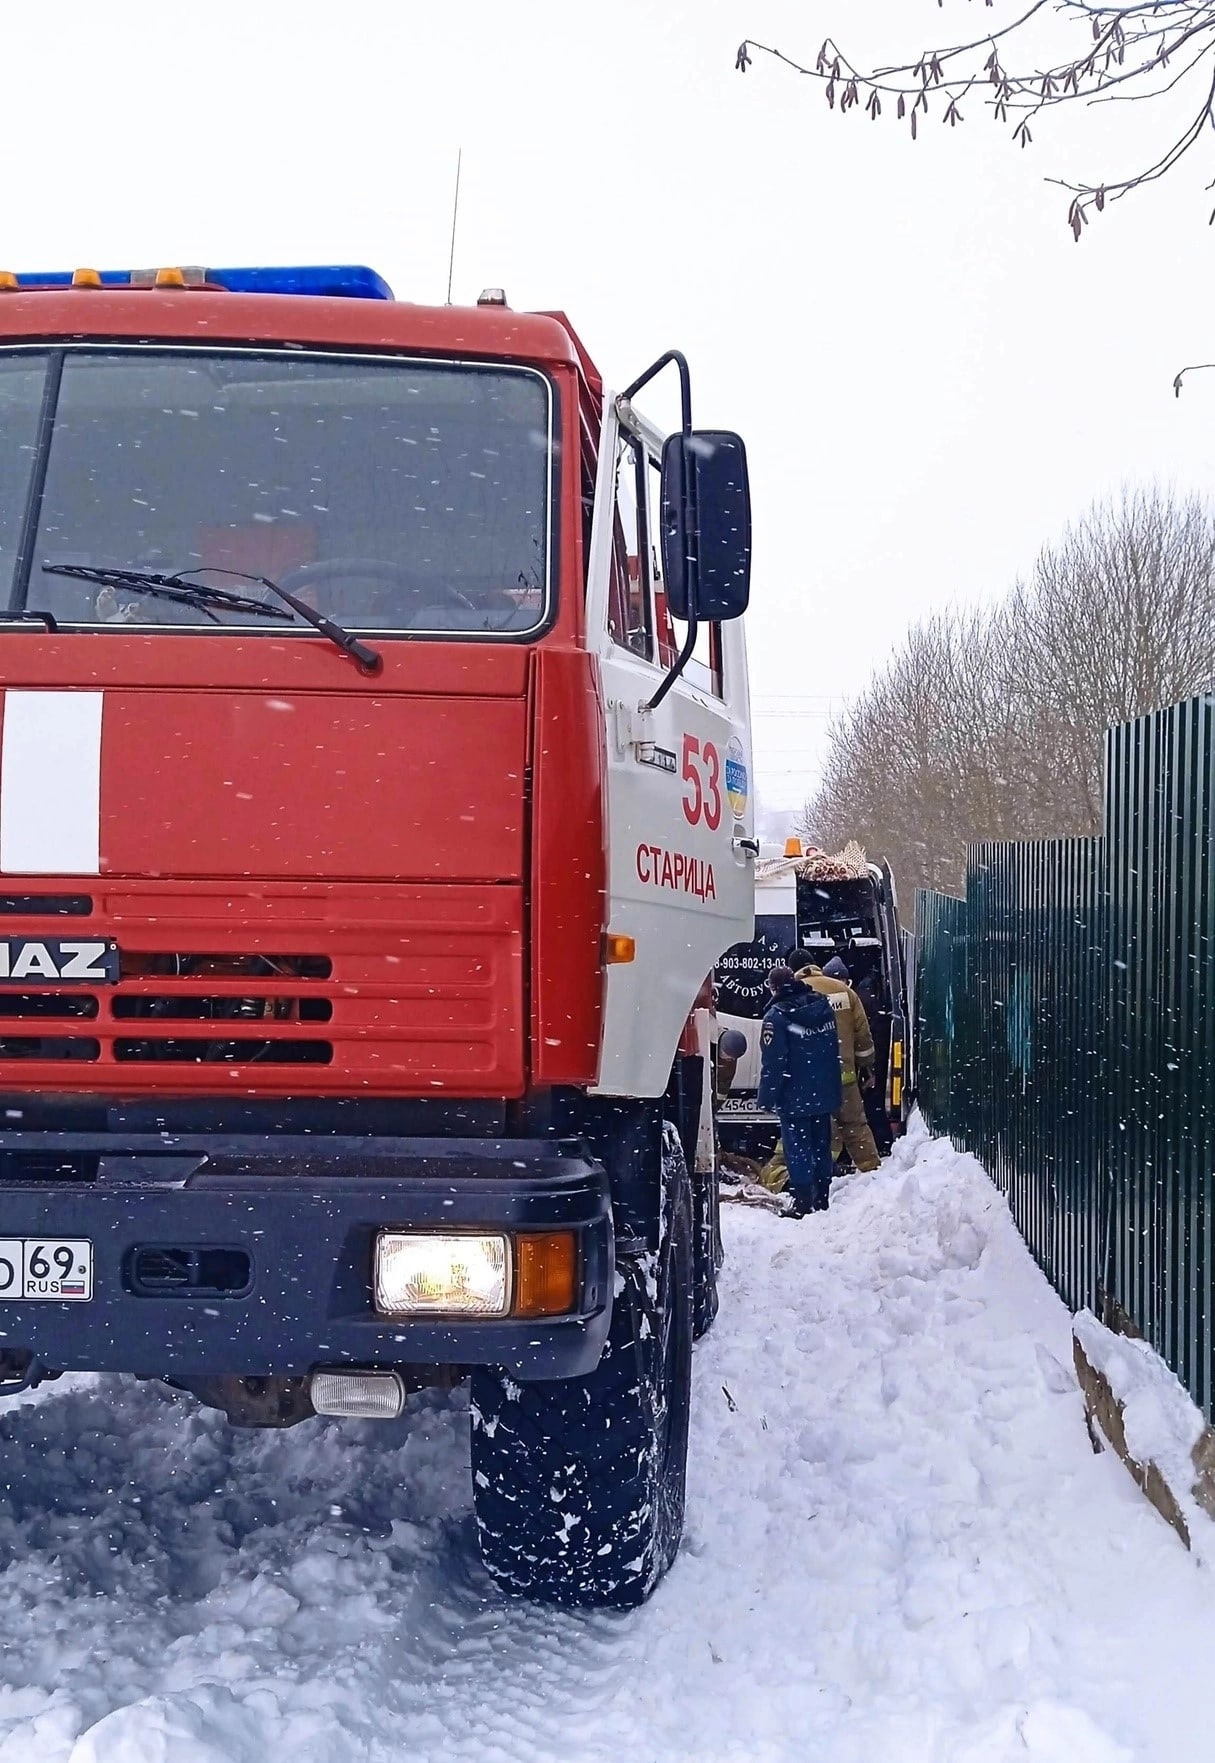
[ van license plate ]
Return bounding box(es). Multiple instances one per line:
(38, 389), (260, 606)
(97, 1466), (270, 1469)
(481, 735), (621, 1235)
(0, 1240), (92, 1300)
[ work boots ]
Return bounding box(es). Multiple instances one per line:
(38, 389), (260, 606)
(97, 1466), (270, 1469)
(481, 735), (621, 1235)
(785, 1190), (828, 1219)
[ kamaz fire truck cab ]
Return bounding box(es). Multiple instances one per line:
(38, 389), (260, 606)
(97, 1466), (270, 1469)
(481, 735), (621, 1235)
(0, 265), (755, 1608)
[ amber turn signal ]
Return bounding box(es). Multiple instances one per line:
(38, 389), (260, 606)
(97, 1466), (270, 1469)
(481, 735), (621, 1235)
(513, 1231), (577, 1318)
(71, 268), (102, 288)
(603, 932), (635, 964)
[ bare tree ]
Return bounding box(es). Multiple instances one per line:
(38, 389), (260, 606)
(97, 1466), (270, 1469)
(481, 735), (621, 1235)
(736, 4), (1215, 235)
(1005, 486), (1215, 819)
(804, 610), (1012, 895)
(803, 487), (1215, 898)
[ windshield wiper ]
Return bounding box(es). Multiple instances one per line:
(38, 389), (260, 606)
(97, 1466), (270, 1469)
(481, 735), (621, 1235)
(198, 568), (382, 676)
(40, 563), (383, 675)
(41, 565), (289, 623)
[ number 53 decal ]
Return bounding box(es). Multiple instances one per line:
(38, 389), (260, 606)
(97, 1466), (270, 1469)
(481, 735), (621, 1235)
(682, 736), (722, 830)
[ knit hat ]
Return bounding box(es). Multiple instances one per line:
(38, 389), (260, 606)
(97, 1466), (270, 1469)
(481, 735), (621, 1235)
(822, 955), (850, 982)
(766, 963), (798, 996)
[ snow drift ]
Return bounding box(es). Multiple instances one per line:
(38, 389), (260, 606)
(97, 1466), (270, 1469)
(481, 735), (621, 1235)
(0, 1123), (1206, 1759)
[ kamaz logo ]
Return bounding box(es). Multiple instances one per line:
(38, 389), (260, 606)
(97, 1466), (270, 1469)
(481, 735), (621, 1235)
(0, 939), (118, 984)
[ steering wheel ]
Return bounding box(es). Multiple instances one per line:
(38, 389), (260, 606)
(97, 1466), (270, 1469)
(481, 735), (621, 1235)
(277, 559), (477, 627)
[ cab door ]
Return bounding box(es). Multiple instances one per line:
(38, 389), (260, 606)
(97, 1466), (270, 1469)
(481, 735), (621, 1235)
(587, 401), (755, 1098)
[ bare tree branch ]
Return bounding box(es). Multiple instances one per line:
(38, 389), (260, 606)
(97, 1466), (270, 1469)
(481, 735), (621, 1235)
(736, 4), (1215, 235)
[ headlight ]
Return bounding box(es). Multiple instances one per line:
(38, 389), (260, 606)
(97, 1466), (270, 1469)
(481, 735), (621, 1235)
(374, 1231), (510, 1318)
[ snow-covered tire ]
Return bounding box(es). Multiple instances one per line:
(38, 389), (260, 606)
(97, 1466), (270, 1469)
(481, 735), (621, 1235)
(470, 1139), (693, 1609)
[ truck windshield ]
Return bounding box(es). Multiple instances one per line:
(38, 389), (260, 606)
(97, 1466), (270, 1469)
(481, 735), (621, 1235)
(0, 348), (552, 637)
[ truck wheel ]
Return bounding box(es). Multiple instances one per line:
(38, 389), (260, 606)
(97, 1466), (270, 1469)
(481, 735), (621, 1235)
(470, 1137), (693, 1608)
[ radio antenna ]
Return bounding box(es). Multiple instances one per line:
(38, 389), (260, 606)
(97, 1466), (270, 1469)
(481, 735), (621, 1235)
(445, 148), (463, 305)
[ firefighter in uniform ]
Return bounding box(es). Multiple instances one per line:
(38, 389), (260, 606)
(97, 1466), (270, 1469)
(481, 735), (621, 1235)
(756, 964), (842, 1216)
(794, 954), (881, 1173)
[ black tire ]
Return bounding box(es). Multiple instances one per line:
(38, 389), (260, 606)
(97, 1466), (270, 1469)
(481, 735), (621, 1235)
(470, 1132), (693, 1608)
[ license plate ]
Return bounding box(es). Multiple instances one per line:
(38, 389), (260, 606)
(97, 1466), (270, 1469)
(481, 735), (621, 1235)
(717, 1100), (776, 1120)
(0, 1239), (92, 1300)
(0, 939), (118, 985)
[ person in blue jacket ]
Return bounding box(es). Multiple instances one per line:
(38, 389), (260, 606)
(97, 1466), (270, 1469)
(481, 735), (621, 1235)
(757, 963), (843, 1217)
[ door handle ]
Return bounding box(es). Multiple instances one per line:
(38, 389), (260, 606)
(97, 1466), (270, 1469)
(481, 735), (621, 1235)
(733, 837), (760, 859)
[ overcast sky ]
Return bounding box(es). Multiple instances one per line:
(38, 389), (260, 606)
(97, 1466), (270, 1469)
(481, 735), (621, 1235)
(8, 0), (1215, 828)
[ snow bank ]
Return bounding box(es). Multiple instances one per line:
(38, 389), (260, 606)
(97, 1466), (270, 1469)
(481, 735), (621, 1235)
(0, 1124), (1205, 1759)
(1073, 1306), (1215, 1562)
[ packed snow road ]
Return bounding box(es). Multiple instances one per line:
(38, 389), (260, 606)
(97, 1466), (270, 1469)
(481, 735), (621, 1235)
(0, 1124), (1210, 1761)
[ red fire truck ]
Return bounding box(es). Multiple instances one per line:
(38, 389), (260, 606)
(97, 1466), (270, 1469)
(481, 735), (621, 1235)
(0, 265), (754, 1607)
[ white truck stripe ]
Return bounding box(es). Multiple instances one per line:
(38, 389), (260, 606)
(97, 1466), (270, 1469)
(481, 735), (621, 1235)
(0, 690), (104, 875)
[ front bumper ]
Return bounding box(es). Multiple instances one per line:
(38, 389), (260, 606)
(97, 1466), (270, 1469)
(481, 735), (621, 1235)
(0, 1133), (612, 1381)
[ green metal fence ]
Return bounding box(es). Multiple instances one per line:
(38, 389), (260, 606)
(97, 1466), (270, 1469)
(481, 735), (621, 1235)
(916, 693), (1215, 1415)
(913, 890), (968, 1132)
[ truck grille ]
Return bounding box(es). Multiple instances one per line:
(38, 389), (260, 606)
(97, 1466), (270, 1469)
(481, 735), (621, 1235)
(111, 953), (334, 1065)
(0, 882), (523, 1097)
(0, 894), (92, 917)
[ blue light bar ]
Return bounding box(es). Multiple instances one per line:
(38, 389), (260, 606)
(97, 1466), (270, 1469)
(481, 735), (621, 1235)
(210, 266), (394, 300)
(12, 265), (394, 300)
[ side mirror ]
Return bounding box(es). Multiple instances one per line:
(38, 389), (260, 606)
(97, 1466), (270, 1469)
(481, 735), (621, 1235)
(660, 430), (752, 623)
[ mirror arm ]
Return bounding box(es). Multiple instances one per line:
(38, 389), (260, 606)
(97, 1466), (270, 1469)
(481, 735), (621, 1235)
(645, 610), (699, 712)
(623, 352), (701, 709)
(620, 351), (692, 436)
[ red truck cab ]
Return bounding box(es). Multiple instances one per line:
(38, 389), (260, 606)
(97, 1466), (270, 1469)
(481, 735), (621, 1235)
(0, 266), (754, 1606)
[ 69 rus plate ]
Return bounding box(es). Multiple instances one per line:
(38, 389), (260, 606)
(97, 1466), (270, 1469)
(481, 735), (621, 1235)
(0, 1239), (93, 1300)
